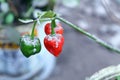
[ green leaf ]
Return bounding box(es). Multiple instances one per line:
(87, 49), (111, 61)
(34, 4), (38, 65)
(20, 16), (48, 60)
(18, 19), (34, 23)
(41, 11), (56, 18)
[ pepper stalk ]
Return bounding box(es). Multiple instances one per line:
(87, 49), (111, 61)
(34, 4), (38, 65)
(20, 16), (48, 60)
(31, 21), (37, 39)
(51, 19), (56, 35)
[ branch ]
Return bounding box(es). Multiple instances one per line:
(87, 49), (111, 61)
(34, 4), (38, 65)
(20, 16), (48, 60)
(7, 0), (18, 16)
(56, 16), (120, 54)
(101, 0), (120, 24)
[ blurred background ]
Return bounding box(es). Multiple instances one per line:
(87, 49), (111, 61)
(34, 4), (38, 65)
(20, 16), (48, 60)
(1, 0), (120, 80)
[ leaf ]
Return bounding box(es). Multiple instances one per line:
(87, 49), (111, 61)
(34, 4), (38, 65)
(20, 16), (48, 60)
(41, 11), (56, 18)
(18, 19), (34, 23)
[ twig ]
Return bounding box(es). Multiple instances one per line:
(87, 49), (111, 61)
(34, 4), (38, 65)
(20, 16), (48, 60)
(24, 7), (34, 17)
(7, 0), (18, 16)
(56, 16), (120, 54)
(101, 0), (120, 25)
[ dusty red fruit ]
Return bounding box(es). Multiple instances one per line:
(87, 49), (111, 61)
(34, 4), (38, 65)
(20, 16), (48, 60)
(44, 22), (64, 35)
(44, 34), (64, 57)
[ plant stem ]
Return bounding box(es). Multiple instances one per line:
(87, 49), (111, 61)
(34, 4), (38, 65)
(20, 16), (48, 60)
(48, 0), (56, 11)
(51, 19), (56, 35)
(31, 21), (37, 39)
(24, 7), (34, 17)
(51, 25), (55, 35)
(56, 16), (120, 54)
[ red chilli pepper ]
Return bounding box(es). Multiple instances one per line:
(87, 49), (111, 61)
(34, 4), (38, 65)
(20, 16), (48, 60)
(44, 22), (64, 35)
(44, 34), (64, 57)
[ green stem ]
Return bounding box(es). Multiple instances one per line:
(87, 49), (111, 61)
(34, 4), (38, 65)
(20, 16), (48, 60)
(56, 16), (120, 54)
(24, 7), (34, 17)
(51, 25), (55, 34)
(47, 0), (56, 11)
(31, 21), (37, 39)
(51, 19), (56, 35)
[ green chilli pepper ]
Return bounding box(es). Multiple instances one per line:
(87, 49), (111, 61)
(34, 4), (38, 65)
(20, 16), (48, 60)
(20, 21), (41, 58)
(20, 35), (41, 57)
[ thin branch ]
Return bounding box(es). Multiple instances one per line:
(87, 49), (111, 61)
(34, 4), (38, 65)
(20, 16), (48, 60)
(56, 16), (120, 54)
(101, 0), (120, 24)
(7, 0), (18, 16)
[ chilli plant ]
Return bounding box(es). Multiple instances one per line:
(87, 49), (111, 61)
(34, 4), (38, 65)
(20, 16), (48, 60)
(19, 11), (120, 58)
(19, 9), (120, 80)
